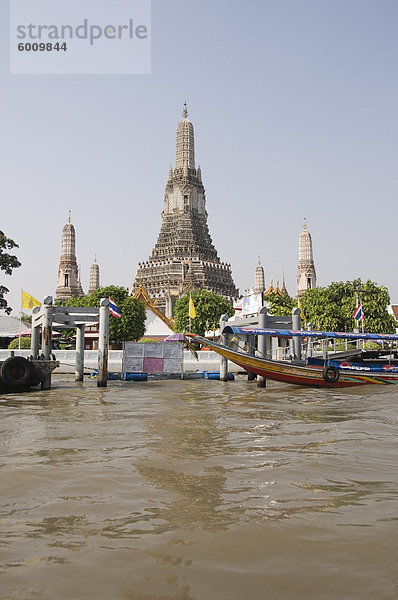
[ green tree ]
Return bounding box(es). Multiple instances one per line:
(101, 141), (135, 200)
(174, 290), (235, 336)
(56, 285), (146, 342)
(56, 295), (90, 308)
(0, 231), (21, 314)
(357, 279), (396, 333)
(300, 279), (395, 333)
(9, 336), (31, 349)
(265, 291), (295, 317)
(299, 285), (346, 331)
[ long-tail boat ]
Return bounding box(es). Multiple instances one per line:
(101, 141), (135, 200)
(185, 328), (398, 387)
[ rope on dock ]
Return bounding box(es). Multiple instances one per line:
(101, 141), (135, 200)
(57, 361), (96, 374)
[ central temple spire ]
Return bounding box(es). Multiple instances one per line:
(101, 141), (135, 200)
(129, 104), (238, 316)
(175, 102), (195, 170)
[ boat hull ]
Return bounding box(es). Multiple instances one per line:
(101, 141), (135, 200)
(188, 336), (398, 388)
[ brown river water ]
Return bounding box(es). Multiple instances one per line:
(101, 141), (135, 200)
(0, 375), (397, 600)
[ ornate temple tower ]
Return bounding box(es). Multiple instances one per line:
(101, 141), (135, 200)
(254, 258), (265, 294)
(55, 215), (84, 300)
(296, 219), (316, 297)
(88, 257), (100, 295)
(130, 104), (238, 316)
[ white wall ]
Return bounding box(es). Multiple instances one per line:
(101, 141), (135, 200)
(0, 349), (240, 373)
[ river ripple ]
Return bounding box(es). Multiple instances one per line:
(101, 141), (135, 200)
(0, 375), (397, 599)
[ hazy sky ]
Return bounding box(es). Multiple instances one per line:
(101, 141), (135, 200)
(1, 0), (397, 315)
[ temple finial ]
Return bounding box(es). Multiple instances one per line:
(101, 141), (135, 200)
(176, 102), (195, 170)
(303, 217), (307, 229)
(68, 210), (71, 224)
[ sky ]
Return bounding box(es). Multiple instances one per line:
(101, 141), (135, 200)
(1, 0), (397, 315)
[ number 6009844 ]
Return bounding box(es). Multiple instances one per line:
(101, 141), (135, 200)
(18, 42), (67, 51)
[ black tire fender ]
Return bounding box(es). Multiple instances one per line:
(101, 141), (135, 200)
(322, 365), (340, 384)
(1, 356), (34, 388)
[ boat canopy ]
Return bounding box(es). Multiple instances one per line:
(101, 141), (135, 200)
(222, 326), (398, 342)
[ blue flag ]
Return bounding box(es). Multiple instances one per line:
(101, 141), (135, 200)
(353, 303), (364, 322)
(109, 297), (121, 318)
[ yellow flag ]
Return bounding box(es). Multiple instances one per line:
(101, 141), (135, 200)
(297, 297), (306, 324)
(21, 290), (41, 310)
(189, 295), (196, 318)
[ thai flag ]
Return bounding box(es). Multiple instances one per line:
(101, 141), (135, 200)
(353, 303), (364, 322)
(109, 297), (121, 318)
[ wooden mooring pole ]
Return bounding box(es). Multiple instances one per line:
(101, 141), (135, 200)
(257, 306), (268, 388)
(219, 314), (229, 381)
(31, 306), (41, 360)
(75, 324), (86, 382)
(97, 298), (109, 387)
(247, 334), (256, 381)
(41, 296), (53, 390)
(292, 307), (302, 360)
(307, 322), (313, 357)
